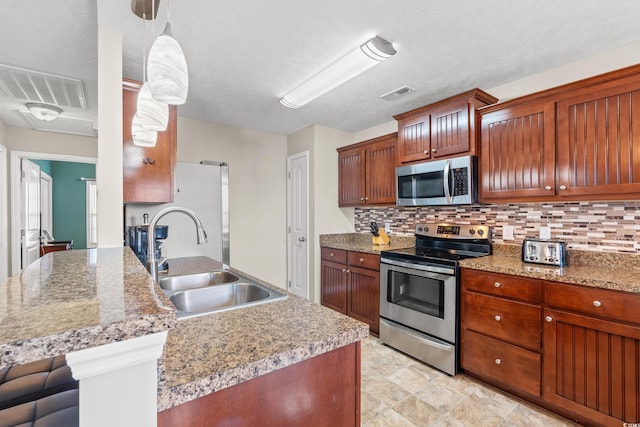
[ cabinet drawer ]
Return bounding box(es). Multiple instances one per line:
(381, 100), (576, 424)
(462, 269), (541, 303)
(462, 330), (541, 397)
(544, 281), (640, 324)
(463, 292), (541, 350)
(347, 251), (380, 271)
(321, 247), (347, 263)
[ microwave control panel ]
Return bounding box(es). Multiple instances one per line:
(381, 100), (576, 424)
(452, 167), (468, 196)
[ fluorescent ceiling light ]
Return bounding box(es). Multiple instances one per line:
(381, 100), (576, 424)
(280, 36), (396, 109)
(25, 103), (62, 121)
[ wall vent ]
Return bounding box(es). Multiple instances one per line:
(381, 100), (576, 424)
(19, 111), (97, 137)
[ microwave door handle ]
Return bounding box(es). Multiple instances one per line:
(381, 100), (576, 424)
(443, 159), (452, 204)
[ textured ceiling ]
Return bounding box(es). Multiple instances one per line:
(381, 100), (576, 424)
(1, 0), (640, 137)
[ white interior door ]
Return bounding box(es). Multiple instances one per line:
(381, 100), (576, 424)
(287, 152), (309, 299)
(21, 159), (41, 267)
(40, 171), (53, 240)
(86, 180), (98, 248)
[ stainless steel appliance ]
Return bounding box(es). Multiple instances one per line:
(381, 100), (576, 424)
(380, 223), (492, 375)
(522, 239), (567, 266)
(396, 155), (477, 206)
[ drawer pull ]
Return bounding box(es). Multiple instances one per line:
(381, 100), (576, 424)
(593, 300), (602, 307)
(423, 150), (428, 154)
(359, 258), (364, 263)
(330, 253), (335, 257)
(545, 316), (553, 323)
(494, 315), (501, 321)
(545, 185), (552, 191)
(494, 282), (501, 288)
(495, 359), (502, 365)
(559, 184), (567, 191)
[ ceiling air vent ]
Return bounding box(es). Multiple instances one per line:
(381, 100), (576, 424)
(0, 64), (87, 109)
(380, 85), (415, 101)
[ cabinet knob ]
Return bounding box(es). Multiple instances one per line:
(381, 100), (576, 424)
(545, 316), (553, 323)
(593, 300), (602, 307)
(341, 269), (346, 273)
(559, 184), (567, 190)
(494, 282), (501, 288)
(360, 197), (365, 201)
(365, 197), (369, 201)
(495, 359), (502, 365)
(330, 252), (335, 257)
(345, 269), (351, 274)
(494, 315), (501, 322)
(423, 150), (428, 154)
(359, 258), (364, 263)
(431, 148), (437, 152)
(545, 185), (552, 191)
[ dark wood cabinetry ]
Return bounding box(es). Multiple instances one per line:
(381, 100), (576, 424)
(394, 89), (497, 166)
(543, 281), (640, 426)
(479, 64), (640, 203)
(123, 79), (177, 203)
(479, 101), (556, 202)
(337, 133), (396, 207)
(462, 268), (640, 426)
(460, 270), (542, 398)
(320, 248), (380, 335)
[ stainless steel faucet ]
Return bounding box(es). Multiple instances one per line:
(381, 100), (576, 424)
(146, 206), (208, 283)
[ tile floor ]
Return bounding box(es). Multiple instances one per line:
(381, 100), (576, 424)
(361, 337), (580, 426)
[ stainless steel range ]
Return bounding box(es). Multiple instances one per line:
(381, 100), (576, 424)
(379, 223), (492, 375)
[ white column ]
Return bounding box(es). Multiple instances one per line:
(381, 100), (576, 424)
(66, 332), (167, 427)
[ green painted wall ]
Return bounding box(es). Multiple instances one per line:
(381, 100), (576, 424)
(50, 162), (96, 249)
(31, 159), (52, 175)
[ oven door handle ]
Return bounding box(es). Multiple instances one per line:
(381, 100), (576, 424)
(443, 159), (453, 204)
(381, 258), (455, 275)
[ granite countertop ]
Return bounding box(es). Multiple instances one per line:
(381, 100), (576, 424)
(157, 266), (369, 411)
(319, 233), (415, 254)
(0, 247), (176, 368)
(460, 244), (640, 293)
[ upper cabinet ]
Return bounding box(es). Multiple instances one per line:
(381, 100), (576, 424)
(123, 79), (177, 204)
(394, 89), (497, 166)
(479, 64), (640, 203)
(337, 133), (397, 207)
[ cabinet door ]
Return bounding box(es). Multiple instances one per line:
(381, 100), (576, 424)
(479, 101), (556, 202)
(430, 99), (470, 158)
(365, 138), (396, 205)
(556, 79), (640, 199)
(397, 114), (430, 164)
(123, 80), (177, 203)
(347, 265), (380, 335)
(320, 260), (347, 314)
(543, 308), (640, 425)
(337, 146), (365, 206)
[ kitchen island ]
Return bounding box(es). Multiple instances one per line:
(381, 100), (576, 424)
(0, 249), (368, 427)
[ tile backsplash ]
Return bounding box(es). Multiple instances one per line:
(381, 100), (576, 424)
(354, 201), (640, 254)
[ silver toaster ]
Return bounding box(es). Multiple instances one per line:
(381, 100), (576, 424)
(522, 239), (567, 267)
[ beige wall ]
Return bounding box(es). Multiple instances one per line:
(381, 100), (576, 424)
(177, 117), (288, 287)
(5, 126), (97, 157)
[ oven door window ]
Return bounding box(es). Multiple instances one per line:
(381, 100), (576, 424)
(386, 269), (445, 318)
(415, 171), (445, 198)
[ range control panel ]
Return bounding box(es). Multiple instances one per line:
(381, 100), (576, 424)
(415, 223), (491, 240)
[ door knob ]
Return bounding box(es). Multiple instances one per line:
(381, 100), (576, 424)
(298, 237), (306, 242)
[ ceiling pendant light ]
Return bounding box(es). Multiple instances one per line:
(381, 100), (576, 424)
(132, 113), (158, 147)
(135, 9), (168, 134)
(147, 0), (188, 105)
(280, 36), (397, 109)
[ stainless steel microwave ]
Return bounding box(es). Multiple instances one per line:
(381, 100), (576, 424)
(396, 155), (477, 206)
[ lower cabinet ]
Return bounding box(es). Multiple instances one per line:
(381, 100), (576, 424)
(461, 268), (640, 426)
(460, 270), (542, 398)
(320, 247), (380, 335)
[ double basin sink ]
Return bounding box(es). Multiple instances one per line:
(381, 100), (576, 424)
(158, 270), (287, 319)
